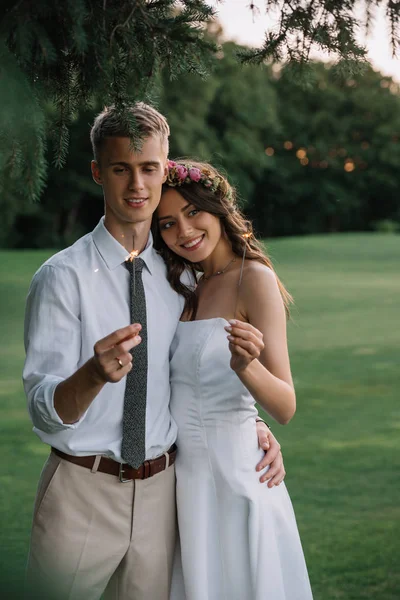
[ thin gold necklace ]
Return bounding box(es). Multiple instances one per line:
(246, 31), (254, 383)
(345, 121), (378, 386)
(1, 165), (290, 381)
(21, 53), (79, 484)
(202, 257), (236, 280)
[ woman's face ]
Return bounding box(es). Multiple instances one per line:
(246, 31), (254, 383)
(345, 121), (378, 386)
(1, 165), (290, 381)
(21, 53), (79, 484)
(157, 188), (223, 263)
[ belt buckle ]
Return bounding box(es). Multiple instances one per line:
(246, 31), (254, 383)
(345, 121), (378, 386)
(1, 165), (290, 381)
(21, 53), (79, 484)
(119, 463), (132, 483)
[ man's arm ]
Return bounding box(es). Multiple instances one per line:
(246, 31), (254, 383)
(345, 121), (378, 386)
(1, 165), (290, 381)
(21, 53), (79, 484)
(54, 325), (141, 423)
(23, 264), (83, 433)
(23, 264), (140, 431)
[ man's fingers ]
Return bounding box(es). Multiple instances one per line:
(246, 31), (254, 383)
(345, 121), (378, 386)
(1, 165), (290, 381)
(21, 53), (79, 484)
(93, 335), (142, 383)
(266, 468), (286, 488)
(113, 335), (142, 357)
(108, 357), (132, 383)
(256, 422), (270, 451)
(94, 324), (142, 355)
(260, 453), (285, 485)
(101, 334), (141, 363)
(256, 442), (280, 471)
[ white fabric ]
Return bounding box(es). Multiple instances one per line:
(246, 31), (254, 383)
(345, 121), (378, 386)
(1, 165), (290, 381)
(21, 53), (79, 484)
(23, 217), (184, 461)
(169, 318), (313, 600)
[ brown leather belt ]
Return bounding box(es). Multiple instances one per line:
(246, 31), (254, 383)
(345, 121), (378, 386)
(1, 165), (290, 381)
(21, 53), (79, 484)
(52, 444), (177, 482)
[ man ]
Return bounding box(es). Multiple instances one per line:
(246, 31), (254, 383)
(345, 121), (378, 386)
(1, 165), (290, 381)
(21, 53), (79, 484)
(23, 103), (286, 600)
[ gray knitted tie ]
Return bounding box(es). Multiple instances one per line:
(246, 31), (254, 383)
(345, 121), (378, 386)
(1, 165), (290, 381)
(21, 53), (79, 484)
(122, 258), (147, 468)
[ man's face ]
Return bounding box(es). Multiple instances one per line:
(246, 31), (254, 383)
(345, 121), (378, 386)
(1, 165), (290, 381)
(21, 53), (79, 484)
(91, 135), (168, 232)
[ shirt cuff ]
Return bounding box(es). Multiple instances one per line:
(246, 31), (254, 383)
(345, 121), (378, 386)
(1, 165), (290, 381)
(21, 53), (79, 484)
(29, 378), (87, 433)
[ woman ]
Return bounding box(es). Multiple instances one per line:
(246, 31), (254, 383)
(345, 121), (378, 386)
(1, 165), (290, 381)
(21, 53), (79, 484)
(155, 161), (313, 600)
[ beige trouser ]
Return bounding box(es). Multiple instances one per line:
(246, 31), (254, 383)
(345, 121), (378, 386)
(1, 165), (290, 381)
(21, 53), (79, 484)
(26, 451), (177, 600)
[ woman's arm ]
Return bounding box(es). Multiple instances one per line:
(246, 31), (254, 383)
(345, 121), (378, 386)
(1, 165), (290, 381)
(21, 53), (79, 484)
(225, 263), (296, 424)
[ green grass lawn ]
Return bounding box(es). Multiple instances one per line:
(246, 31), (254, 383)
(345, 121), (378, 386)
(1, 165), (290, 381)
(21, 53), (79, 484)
(1, 234), (399, 599)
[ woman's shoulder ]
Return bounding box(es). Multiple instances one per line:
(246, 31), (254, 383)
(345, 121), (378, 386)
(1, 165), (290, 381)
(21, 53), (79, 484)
(239, 260), (281, 307)
(241, 260), (277, 286)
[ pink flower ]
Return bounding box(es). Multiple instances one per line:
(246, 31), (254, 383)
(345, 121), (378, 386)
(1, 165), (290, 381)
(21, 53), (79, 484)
(176, 165), (188, 180)
(189, 167), (202, 182)
(168, 160), (177, 168)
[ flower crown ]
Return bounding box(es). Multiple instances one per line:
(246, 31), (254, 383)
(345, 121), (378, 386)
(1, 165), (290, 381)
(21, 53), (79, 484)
(166, 160), (232, 200)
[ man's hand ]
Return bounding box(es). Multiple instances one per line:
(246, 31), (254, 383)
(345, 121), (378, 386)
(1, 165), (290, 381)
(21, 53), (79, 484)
(54, 324), (143, 424)
(255, 421), (286, 488)
(90, 324), (142, 384)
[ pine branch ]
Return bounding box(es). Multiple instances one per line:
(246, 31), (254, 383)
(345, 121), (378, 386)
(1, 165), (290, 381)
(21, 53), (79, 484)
(1, 0), (400, 201)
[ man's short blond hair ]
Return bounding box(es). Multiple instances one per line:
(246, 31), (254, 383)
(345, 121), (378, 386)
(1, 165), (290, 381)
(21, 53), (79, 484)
(90, 102), (170, 162)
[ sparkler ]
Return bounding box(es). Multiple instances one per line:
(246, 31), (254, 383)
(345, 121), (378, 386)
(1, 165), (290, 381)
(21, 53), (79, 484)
(234, 231), (252, 319)
(237, 232), (252, 288)
(125, 236), (139, 295)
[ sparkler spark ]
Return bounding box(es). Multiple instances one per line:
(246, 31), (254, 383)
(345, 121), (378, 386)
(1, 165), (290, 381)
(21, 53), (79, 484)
(125, 249), (139, 262)
(125, 236), (139, 296)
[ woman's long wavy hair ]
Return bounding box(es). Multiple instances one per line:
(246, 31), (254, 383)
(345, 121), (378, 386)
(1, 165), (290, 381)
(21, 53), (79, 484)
(152, 160), (293, 320)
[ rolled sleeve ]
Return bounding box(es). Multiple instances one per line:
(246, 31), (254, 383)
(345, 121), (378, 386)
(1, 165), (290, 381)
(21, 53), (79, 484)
(23, 263), (86, 433)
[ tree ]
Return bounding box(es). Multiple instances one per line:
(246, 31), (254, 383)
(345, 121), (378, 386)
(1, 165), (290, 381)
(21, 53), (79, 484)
(159, 40), (279, 202)
(2, 0), (400, 204)
(0, 0), (216, 203)
(248, 62), (400, 236)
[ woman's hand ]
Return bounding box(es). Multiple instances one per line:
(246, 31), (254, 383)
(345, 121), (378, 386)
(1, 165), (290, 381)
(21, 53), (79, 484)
(225, 319), (264, 373)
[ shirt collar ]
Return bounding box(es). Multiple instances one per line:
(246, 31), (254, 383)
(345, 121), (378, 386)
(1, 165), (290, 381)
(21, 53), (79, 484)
(92, 217), (155, 274)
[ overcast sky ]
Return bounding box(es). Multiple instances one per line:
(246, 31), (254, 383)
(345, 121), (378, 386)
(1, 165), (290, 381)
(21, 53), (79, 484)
(211, 0), (400, 81)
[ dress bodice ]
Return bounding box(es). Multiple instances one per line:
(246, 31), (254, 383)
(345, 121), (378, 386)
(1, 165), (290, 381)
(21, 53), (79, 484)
(170, 317), (257, 417)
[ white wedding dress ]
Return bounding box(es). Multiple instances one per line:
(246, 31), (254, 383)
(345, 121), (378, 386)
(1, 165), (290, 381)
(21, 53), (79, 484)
(169, 318), (313, 600)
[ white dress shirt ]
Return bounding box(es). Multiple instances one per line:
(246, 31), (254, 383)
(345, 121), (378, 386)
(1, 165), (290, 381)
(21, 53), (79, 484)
(23, 218), (184, 461)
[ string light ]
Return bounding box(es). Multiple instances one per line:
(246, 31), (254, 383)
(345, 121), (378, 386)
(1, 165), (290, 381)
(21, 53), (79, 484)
(296, 148), (307, 159)
(284, 141), (293, 150)
(344, 160), (355, 172)
(265, 147), (274, 156)
(300, 157), (309, 166)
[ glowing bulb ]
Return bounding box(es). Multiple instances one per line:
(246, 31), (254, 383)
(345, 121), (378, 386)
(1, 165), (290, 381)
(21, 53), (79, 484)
(265, 147), (274, 156)
(344, 161), (355, 172)
(284, 141), (293, 150)
(296, 148), (307, 159)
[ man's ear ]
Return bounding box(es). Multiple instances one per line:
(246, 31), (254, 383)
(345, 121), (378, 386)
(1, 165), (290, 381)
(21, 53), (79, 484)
(91, 160), (103, 185)
(161, 158), (169, 184)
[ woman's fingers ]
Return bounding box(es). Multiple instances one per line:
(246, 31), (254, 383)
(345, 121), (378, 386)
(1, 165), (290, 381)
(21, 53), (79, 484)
(225, 323), (264, 352)
(226, 319), (263, 340)
(228, 337), (259, 358)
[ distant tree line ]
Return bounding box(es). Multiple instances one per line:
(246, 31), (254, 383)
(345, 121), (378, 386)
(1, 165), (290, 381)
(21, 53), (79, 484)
(3, 41), (400, 248)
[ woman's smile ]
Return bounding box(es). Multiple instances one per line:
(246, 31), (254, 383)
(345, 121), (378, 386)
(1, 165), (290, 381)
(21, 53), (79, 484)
(180, 235), (205, 251)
